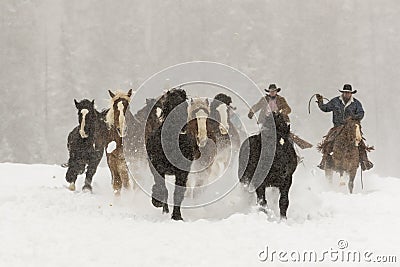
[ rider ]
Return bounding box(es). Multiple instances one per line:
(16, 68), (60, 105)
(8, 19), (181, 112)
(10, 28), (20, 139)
(248, 83), (291, 125)
(248, 83), (312, 150)
(316, 84), (373, 171)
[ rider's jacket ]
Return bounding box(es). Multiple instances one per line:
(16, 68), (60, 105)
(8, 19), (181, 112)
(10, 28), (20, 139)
(318, 96), (364, 127)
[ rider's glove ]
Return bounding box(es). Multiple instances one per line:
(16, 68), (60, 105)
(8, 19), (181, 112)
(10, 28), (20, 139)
(248, 111), (254, 119)
(316, 94), (323, 103)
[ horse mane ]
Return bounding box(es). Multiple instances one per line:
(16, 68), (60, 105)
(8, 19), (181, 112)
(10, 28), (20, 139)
(161, 89), (187, 119)
(105, 91), (132, 127)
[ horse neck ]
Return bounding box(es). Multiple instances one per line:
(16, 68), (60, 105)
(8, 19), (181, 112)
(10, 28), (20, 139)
(336, 123), (356, 144)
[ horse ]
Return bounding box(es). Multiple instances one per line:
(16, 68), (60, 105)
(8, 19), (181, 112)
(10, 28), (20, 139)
(146, 89), (201, 220)
(104, 89), (135, 195)
(319, 118), (362, 193)
(65, 99), (108, 192)
(201, 93), (240, 179)
(238, 112), (297, 219)
(185, 97), (212, 198)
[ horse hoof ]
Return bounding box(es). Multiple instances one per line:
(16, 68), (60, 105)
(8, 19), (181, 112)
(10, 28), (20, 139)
(114, 190), (121, 196)
(68, 183), (76, 191)
(82, 184), (92, 192)
(171, 214), (183, 221)
(162, 204), (169, 214)
(152, 197), (164, 208)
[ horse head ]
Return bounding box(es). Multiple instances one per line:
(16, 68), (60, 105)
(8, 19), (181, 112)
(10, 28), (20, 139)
(273, 112), (290, 138)
(161, 88), (187, 119)
(211, 93), (232, 135)
(188, 98), (210, 148)
(74, 99), (96, 139)
(106, 89), (134, 137)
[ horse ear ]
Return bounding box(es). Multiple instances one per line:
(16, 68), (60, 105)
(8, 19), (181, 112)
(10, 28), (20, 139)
(205, 98), (209, 105)
(74, 99), (79, 108)
(91, 99), (95, 106)
(108, 90), (115, 98)
(191, 98), (194, 103)
(127, 89), (133, 98)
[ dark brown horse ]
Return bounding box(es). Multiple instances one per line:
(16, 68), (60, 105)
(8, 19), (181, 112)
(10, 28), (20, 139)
(104, 89), (134, 195)
(207, 93), (240, 150)
(320, 118), (362, 193)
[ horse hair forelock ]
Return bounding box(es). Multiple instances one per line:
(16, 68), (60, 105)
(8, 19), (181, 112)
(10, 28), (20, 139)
(105, 91), (131, 127)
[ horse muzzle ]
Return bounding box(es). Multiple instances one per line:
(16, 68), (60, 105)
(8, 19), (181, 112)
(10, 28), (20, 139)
(219, 125), (229, 135)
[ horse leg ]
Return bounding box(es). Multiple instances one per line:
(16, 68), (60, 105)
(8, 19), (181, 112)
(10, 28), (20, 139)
(119, 159), (131, 190)
(65, 159), (85, 191)
(172, 171), (189, 221)
(279, 177), (293, 219)
(107, 154), (122, 195)
(255, 182), (267, 207)
(149, 164), (169, 214)
(348, 169), (357, 194)
(339, 170), (346, 186)
(325, 169), (333, 184)
(83, 151), (103, 192)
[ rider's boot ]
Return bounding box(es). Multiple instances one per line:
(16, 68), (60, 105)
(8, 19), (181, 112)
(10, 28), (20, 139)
(359, 146), (373, 171)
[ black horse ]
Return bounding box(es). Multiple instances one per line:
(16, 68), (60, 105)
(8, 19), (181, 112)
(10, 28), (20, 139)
(238, 112), (297, 219)
(146, 89), (201, 220)
(65, 99), (108, 192)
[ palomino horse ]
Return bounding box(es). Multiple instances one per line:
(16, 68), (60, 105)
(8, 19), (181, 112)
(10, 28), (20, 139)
(238, 112), (297, 219)
(185, 97), (212, 198)
(146, 89), (201, 220)
(65, 99), (108, 192)
(105, 89), (134, 195)
(321, 118), (362, 193)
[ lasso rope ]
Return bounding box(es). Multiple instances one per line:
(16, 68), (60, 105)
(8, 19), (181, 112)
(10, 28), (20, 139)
(308, 94), (330, 114)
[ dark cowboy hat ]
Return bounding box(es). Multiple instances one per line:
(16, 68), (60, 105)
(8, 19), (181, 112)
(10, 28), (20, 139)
(264, 83), (281, 93)
(339, 84), (357, 94)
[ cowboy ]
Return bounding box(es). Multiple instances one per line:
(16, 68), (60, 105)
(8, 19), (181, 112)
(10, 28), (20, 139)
(248, 83), (291, 125)
(248, 83), (312, 149)
(316, 84), (373, 170)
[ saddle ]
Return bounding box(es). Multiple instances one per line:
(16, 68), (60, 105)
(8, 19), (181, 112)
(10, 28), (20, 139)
(318, 125), (374, 171)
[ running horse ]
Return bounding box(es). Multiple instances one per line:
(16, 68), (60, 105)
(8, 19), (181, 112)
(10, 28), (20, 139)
(238, 112), (297, 219)
(205, 93), (240, 178)
(65, 99), (108, 192)
(104, 89), (135, 195)
(318, 118), (363, 193)
(146, 89), (201, 220)
(207, 93), (240, 150)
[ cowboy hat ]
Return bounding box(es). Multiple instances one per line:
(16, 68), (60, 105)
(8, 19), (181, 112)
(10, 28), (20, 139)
(264, 83), (281, 93)
(339, 84), (357, 94)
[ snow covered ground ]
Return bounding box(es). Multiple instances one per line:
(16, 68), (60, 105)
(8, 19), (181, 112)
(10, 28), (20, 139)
(0, 162), (399, 267)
